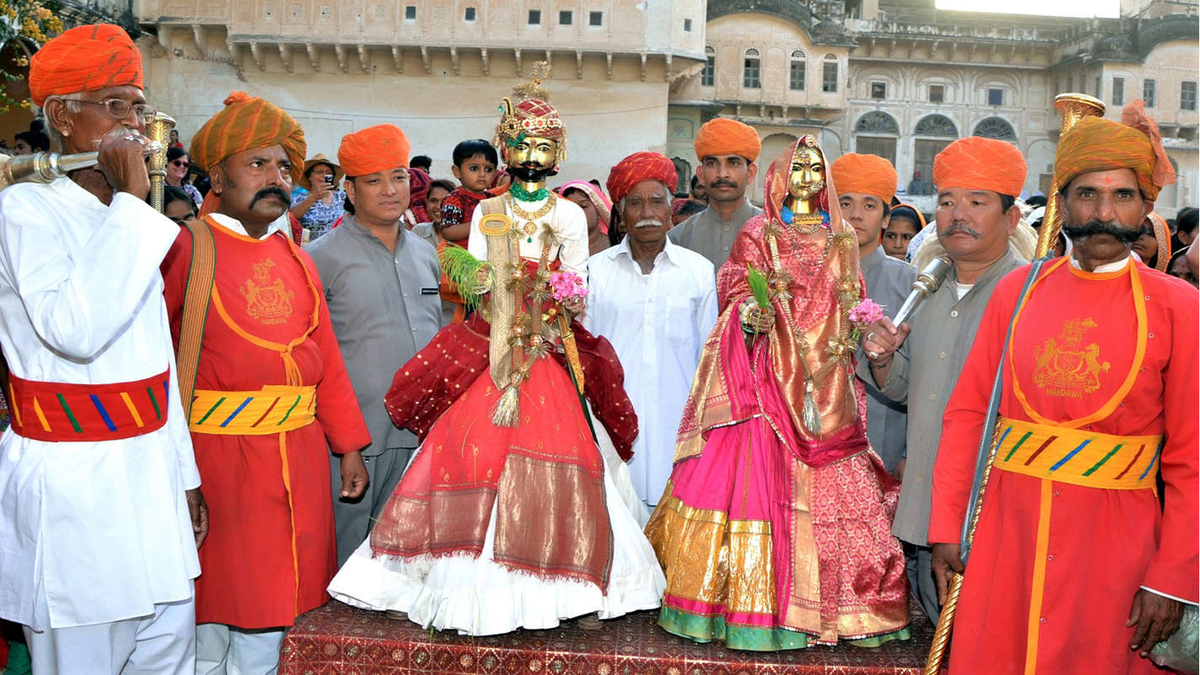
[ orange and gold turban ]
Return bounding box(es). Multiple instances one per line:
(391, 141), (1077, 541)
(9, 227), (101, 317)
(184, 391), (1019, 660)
(932, 136), (1026, 198)
(1054, 101), (1175, 201)
(830, 153), (897, 204)
(189, 91), (306, 184)
(29, 24), (143, 108)
(606, 152), (679, 205)
(338, 124), (410, 177)
(694, 118), (761, 162)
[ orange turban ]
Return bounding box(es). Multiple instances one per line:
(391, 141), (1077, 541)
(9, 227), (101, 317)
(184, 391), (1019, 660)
(1054, 101), (1175, 201)
(830, 153), (897, 204)
(694, 118), (761, 162)
(189, 91), (306, 184)
(338, 124), (411, 177)
(932, 136), (1027, 198)
(606, 152), (679, 205)
(29, 24), (143, 108)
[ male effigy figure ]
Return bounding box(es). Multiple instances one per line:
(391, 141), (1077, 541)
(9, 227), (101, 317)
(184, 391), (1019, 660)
(328, 73), (665, 636)
(927, 102), (1198, 673)
(161, 92), (371, 672)
(645, 135), (910, 651)
(0, 24), (204, 673)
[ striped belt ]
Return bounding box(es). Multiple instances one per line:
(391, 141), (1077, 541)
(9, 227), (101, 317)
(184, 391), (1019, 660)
(6, 369), (170, 443)
(188, 386), (316, 435)
(993, 417), (1162, 490)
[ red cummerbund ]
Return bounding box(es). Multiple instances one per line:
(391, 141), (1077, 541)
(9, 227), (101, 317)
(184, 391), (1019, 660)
(6, 368), (171, 442)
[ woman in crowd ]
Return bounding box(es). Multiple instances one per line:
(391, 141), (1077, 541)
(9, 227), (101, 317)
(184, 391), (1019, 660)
(165, 147), (203, 208)
(882, 203), (925, 260)
(290, 153), (347, 241)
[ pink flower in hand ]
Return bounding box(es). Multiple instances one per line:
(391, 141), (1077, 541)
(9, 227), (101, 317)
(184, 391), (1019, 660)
(848, 298), (884, 327)
(550, 271), (589, 302)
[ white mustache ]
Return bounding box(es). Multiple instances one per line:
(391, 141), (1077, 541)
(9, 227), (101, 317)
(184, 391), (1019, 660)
(634, 219), (663, 229)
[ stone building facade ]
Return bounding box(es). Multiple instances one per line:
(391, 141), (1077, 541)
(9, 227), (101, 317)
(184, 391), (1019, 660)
(22, 0), (1200, 217)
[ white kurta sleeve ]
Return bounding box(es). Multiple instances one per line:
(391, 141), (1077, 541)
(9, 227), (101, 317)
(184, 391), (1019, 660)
(467, 204), (489, 262)
(165, 354), (202, 490)
(554, 202), (590, 283)
(0, 190), (180, 361)
(695, 269), (719, 362)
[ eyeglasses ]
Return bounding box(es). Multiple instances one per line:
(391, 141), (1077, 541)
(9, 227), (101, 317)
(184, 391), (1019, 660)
(76, 98), (157, 123)
(171, 160), (190, 168)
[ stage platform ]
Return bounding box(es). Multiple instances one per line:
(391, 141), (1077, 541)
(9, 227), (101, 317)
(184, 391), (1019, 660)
(279, 599), (933, 674)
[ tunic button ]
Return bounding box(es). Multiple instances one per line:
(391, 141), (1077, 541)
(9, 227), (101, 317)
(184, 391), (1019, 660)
(950, 310), (959, 318)
(929, 393), (937, 400)
(1047, 554), (1053, 561)
(1040, 617), (1046, 624)
(940, 352), (947, 359)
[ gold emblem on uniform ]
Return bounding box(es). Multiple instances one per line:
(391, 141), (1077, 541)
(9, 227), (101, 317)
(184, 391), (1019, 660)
(1032, 317), (1110, 398)
(240, 258), (295, 325)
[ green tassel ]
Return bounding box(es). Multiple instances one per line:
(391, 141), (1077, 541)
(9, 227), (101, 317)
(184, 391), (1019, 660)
(439, 245), (488, 310)
(747, 265), (770, 309)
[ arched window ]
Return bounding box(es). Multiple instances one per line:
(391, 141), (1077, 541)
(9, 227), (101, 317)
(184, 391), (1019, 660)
(914, 114), (958, 138)
(855, 111), (900, 135)
(789, 50), (806, 91)
(854, 112), (899, 164)
(822, 54), (838, 92)
(974, 116), (1016, 141)
(912, 115), (958, 192)
(743, 48), (761, 89)
(701, 46), (715, 87)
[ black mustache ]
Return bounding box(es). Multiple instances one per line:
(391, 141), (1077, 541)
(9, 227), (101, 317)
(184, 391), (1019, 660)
(942, 223), (982, 239)
(249, 187), (290, 210)
(709, 180), (737, 189)
(1062, 220), (1145, 244)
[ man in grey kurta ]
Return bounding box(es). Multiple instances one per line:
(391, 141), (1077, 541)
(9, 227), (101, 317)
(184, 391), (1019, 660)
(859, 244), (915, 472)
(667, 117), (763, 272)
(307, 214), (442, 565)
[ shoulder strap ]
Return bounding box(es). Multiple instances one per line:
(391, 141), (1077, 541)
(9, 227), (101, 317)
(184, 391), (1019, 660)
(479, 195), (506, 217)
(176, 220), (216, 419)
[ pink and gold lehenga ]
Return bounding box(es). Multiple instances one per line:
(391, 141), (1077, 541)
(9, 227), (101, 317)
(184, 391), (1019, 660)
(645, 137), (910, 651)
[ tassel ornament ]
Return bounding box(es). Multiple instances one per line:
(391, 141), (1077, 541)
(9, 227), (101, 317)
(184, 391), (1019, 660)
(491, 384), (521, 427)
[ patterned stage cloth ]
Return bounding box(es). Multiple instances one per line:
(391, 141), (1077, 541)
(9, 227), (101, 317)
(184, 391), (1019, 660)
(279, 599), (933, 674)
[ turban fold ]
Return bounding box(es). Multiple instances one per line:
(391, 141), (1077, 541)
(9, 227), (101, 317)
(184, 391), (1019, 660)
(830, 153), (897, 204)
(933, 136), (1026, 198)
(338, 124), (411, 177)
(190, 91), (306, 184)
(694, 118), (761, 162)
(1054, 101), (1175, 201)
(605, 152), (679, 206)
(30, 24), (143, 107)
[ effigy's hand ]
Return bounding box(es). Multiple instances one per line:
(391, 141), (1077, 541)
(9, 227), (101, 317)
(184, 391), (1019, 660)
(563, 296), (585, 316)
(739, 299), (775, 334)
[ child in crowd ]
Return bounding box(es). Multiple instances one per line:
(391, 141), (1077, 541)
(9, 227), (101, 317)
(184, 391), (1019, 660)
(438, 139), (498, 322)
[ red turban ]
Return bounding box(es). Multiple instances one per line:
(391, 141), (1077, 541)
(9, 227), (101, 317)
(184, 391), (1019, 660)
(338, 124), (411, 177)
(1054, 101), (1175, 201)
(606, 152), (678, 205)
(29, 24), (143, 108)
(830, 153), (897, 204)
(189, 91), (306, 184)
(694, 118), (761, 162)
(932, 136), (1027, 198)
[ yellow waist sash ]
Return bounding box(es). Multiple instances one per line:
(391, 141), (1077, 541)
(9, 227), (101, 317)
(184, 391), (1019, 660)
(993, 417), (1162, 490)
(189, 386), (316, 435)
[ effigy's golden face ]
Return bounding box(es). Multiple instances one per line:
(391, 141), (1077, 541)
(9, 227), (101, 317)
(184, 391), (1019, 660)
(504, 135), (558, 172)
(788, 145), (825, 200)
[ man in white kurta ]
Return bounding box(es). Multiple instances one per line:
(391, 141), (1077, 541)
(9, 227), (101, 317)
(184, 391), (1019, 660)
(0, 24), (202, 675)
(584, 153), (718, 508)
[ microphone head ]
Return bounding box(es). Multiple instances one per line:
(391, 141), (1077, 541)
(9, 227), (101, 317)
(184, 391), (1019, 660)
(917, 256), (953, 291)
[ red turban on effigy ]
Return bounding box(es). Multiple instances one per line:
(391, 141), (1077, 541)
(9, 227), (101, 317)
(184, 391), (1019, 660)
(830, 153), (897, 204)
(1054, 101), (1175, 201)
(932, 136), (1027, 198)
(338, 124), (411, 177)
(606, 152), (679, 205)
(190, 91), (307, 184)
(694, 118), (761, 162)
(29, 24), (143, 108)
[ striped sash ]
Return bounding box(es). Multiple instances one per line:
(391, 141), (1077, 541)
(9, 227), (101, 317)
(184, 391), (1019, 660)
(188, 385), (316, 435)
(7, 369), (170, 442)
(993, 416), (1162, 490)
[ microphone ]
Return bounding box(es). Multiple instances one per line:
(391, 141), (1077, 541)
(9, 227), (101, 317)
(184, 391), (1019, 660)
(892, 256), (953, 327)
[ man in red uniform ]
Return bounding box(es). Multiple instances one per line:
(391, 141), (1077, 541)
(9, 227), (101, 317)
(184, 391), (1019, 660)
(162, 92), (370, 673)
(928, 100), (1198, 673)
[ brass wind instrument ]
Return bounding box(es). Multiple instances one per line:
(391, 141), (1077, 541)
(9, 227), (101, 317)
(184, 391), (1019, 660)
(1035, 93), (1105, 258)
(0, 140), (165, 190)
(145, 112), (177, 212)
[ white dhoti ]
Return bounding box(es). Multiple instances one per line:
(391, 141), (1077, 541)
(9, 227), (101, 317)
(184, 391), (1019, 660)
(196, 624), (287, 675)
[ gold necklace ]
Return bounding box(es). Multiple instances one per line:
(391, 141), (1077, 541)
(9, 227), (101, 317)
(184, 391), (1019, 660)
(507, 193), (556, 241)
